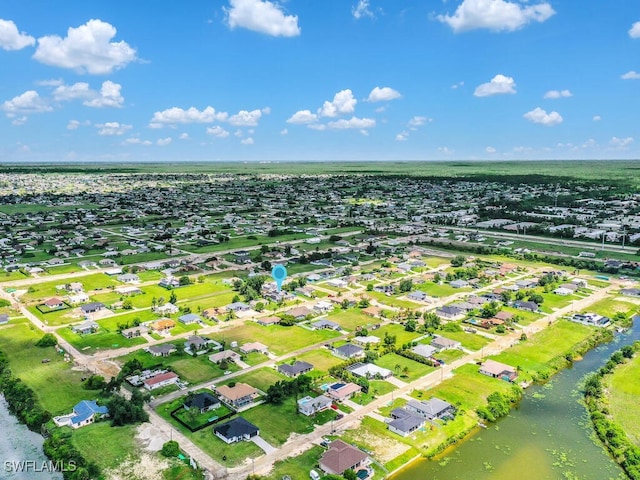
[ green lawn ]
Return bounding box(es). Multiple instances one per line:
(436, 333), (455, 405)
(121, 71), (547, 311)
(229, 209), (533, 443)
(0, 323), (98, 414)
(69, 422), (138, 470)
(367, 291), (421, 309)
(218, 367), (286, 392)
(373, 324), (422, 346)
(608, 354), (640, 446)
(492, 319), (593, 379)
(267, 445), (325, 480)
(327, 308), (375, 331)
(433, 348), (466, 364)
(295, 348), (345, 374)
(19, 273), (119, 302)
(213, 322), (341, 355)
(351, 380), (396, 405)
(586, 296), (638, 318)
(57, 327), (148, 352)
(375, 353), (435, 381)
(416, 282), (472, 298)
(433, 328), (491, 351)
(242, 397), (337, 446)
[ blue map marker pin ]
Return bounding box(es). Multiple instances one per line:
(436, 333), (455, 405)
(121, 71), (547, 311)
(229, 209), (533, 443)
(271, 264), (287, 292)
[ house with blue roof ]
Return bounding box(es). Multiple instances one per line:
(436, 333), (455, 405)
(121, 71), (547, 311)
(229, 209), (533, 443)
(53, 400), (109, 429)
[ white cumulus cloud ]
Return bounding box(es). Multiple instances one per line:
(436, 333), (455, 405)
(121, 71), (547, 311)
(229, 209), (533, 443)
(52, 80), (124, 108)
(366, 86), (402, 102)
(629, 21), (640, 39)
(149, 106), (227, 128)
(96, 122), (132, 136)
(224, 0), (300, 37)
(207, 126), (230, 138)
(474, 74), (516, 97)
(2, 90), (52, 117)
(122, 137), (152, 146)
(84, 81), (124, 108)
(592, 115), (601, 122)
(0, 19), (35, 50)
(327, 116), (375, 129)
(241, 137), (254, 145)
(438, 0), (555, 33)
(486, 146), (497, 153)
(523, 107), (563, 126)
(228, 109), (263, 126)
(408, 116), (429, 128)
(621, 71), (640, 80)
(319, 89), (357, 117)
(287, 109), (318, 124)
(353, 0), (374, 19)
(396, 131), (409, 142)
(157, 137), (172, 146)
(610, 137), (634, 148)
(33, 19), (137, 74)
(543, 89), (572, 99)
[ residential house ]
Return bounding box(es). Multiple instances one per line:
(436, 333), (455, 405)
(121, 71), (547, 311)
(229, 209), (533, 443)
(571, 312), (611, 327)
(621, 288), (640, 298)
(513, 300), (539, 312)
(0, 314), (8, 325)
(450, 279), (469, 289)
(201, 308), (219, 321)
(319, 440), (370, 476)
(155, 303), (179, 315)
(314, 301), (333, 314)
(68, 292), (90, 304)
(147, 344), (176, 357)
(361, 306), (381, 317)
(54, 400), (109, 429)
(347, 363), (392, 379)
(405, 398), (455, 421)
(143, 371), (179, 390)
(81, 302), (104, 315)
(333, 343), (365, 360)
(159, 277), (180, 289)
(326, 382), (362, 402)
(225, 302), (250, 313)
(178, 313), (201, 325)
(516, 279), (538, 289)
(117, 273), (140, 283)
(216, 383), (259, 409)
(298, 395), (333, 416)
(184, 392), (220, 414)
(257, 315), (280, 326)
(121, 325), (148, 338)
(44, 297), (65, 309)
(387, 408), (425, 437)
(150, 318), (176, 332)
(72, 320), (99, 335)
(278, 361), (314, 378)
(240, 342), (269, 354)
(209, 350), (241, 364)
(407, 290), (428, 302)
(479, 359), (518, 381)
(214, 417), (259, 444)
(431, 336), (461, 351)
(115, 285), (142, 296)
(312, 318), (341, 331)
(554, 287), (573, 296)
(286, 306), (313, 320)
(185, 335), (220, 352)
(411, 344), (437, 359)
(352, 335), (380, 346)
(435, 305), (464, 319)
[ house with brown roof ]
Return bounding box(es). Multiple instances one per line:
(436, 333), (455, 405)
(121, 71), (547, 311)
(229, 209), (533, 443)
(143, 371), (179, 391)
(216, 383), (259, 409)
(361, 306), (381, 317)
(326, 382), (362, 402)
(209, 350), (241, 364)
(479, 359), (517, 381)
(44, 297), (65, 308)
(286, 306), (313, 320)
(319, 440), (370, 476)
(257, 315), (280, 326)
(240, 342), (269, 354)
(150, 318), (176, 332)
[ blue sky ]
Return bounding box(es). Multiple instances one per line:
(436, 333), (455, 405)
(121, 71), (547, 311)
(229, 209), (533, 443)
(1, 0), (639, 162)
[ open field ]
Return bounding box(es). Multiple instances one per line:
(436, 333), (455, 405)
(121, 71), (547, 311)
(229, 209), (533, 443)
(607, 354), (640, 446)
(0, 322), (96, 414)
(376, 352), (435, 381)
(373, 323), (422, 345)
(327, 308), (375, 331)
(69, 423), (138, 470)
(57, 326), (148, 352)
(266, 445), (325, 480)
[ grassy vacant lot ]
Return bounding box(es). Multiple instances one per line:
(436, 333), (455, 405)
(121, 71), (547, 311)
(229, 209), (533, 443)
(295, 348), (344, 375)
(433, 328), (491, 351)
(69, 423), (137, 471)
(376, 353), (435, 381)
(492, 319), (594, 378)
(587, 297), (638, 318)
(373, 324), (422, 345)
(607, 354), (640, 445)
(352, 380), (396, 405)
(117, 349), (236, 384)
(242, 397), (337, 446)
(416, 362), (515, 411)
(0, 322), (95, 414)
(57, 326), (147, 352)
(416, 282), (472, 298)
(327, 308), (374, 331)
(19, 273), (119, 302)
(267, 445), (325, 480)
(219, 367), (286, 392)
(366, 291), (421, 309)
(214, 322), (341, 355)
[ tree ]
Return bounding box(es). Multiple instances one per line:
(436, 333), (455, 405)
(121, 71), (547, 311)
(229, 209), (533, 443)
(343, 469), (358, 480)
(366, 283), (374, 291)
(423, 312), (440, 330)
(122, 298), (133, 310)
(35, 333), (57, 348)
(179, 275), (192, 286)
(451, 255), (466, 267)
(399, 279), (413, 293)
(161, 440), (181, 458)
(528, 293), (544, 305)
(168, 291), (178, 304)
(404, 319), (417, 332)
(83, 375), (106, 390)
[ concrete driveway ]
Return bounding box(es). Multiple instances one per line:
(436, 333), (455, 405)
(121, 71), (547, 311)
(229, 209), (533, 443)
(251, 435), (277, 454)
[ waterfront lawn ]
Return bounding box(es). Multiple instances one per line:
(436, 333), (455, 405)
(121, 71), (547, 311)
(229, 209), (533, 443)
(0, 323), (94, 414)
(327, 308), (374, 331)
(492, 319), (593, 379)
(213, 322), (341, 355)
(70, 422), (137, 470)
(57, 327), (147, 352)
(607, 354), (640, 445)
(417, 363), (515, 411)
(373, 324), (422, 345)
(587, 297), (637, 318)
(376, 353), (435, 381)
(267, 445), (325, 480)
(242, 397), (337, 446)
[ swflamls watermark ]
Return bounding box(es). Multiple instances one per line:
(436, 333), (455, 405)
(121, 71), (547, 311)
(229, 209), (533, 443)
(4, 460), (77, 473)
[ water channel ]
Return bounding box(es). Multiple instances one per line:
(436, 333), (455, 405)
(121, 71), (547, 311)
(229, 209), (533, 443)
(393, 322), (640, 480)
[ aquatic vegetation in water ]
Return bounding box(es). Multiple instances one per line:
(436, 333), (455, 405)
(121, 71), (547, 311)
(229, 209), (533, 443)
(438, 456), (451, 467)
(483, 461), (494, 471)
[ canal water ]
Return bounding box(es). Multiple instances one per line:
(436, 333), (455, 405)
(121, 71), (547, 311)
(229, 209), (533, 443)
(393, 323), (640, 480)
(0, 396), (63, 480)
